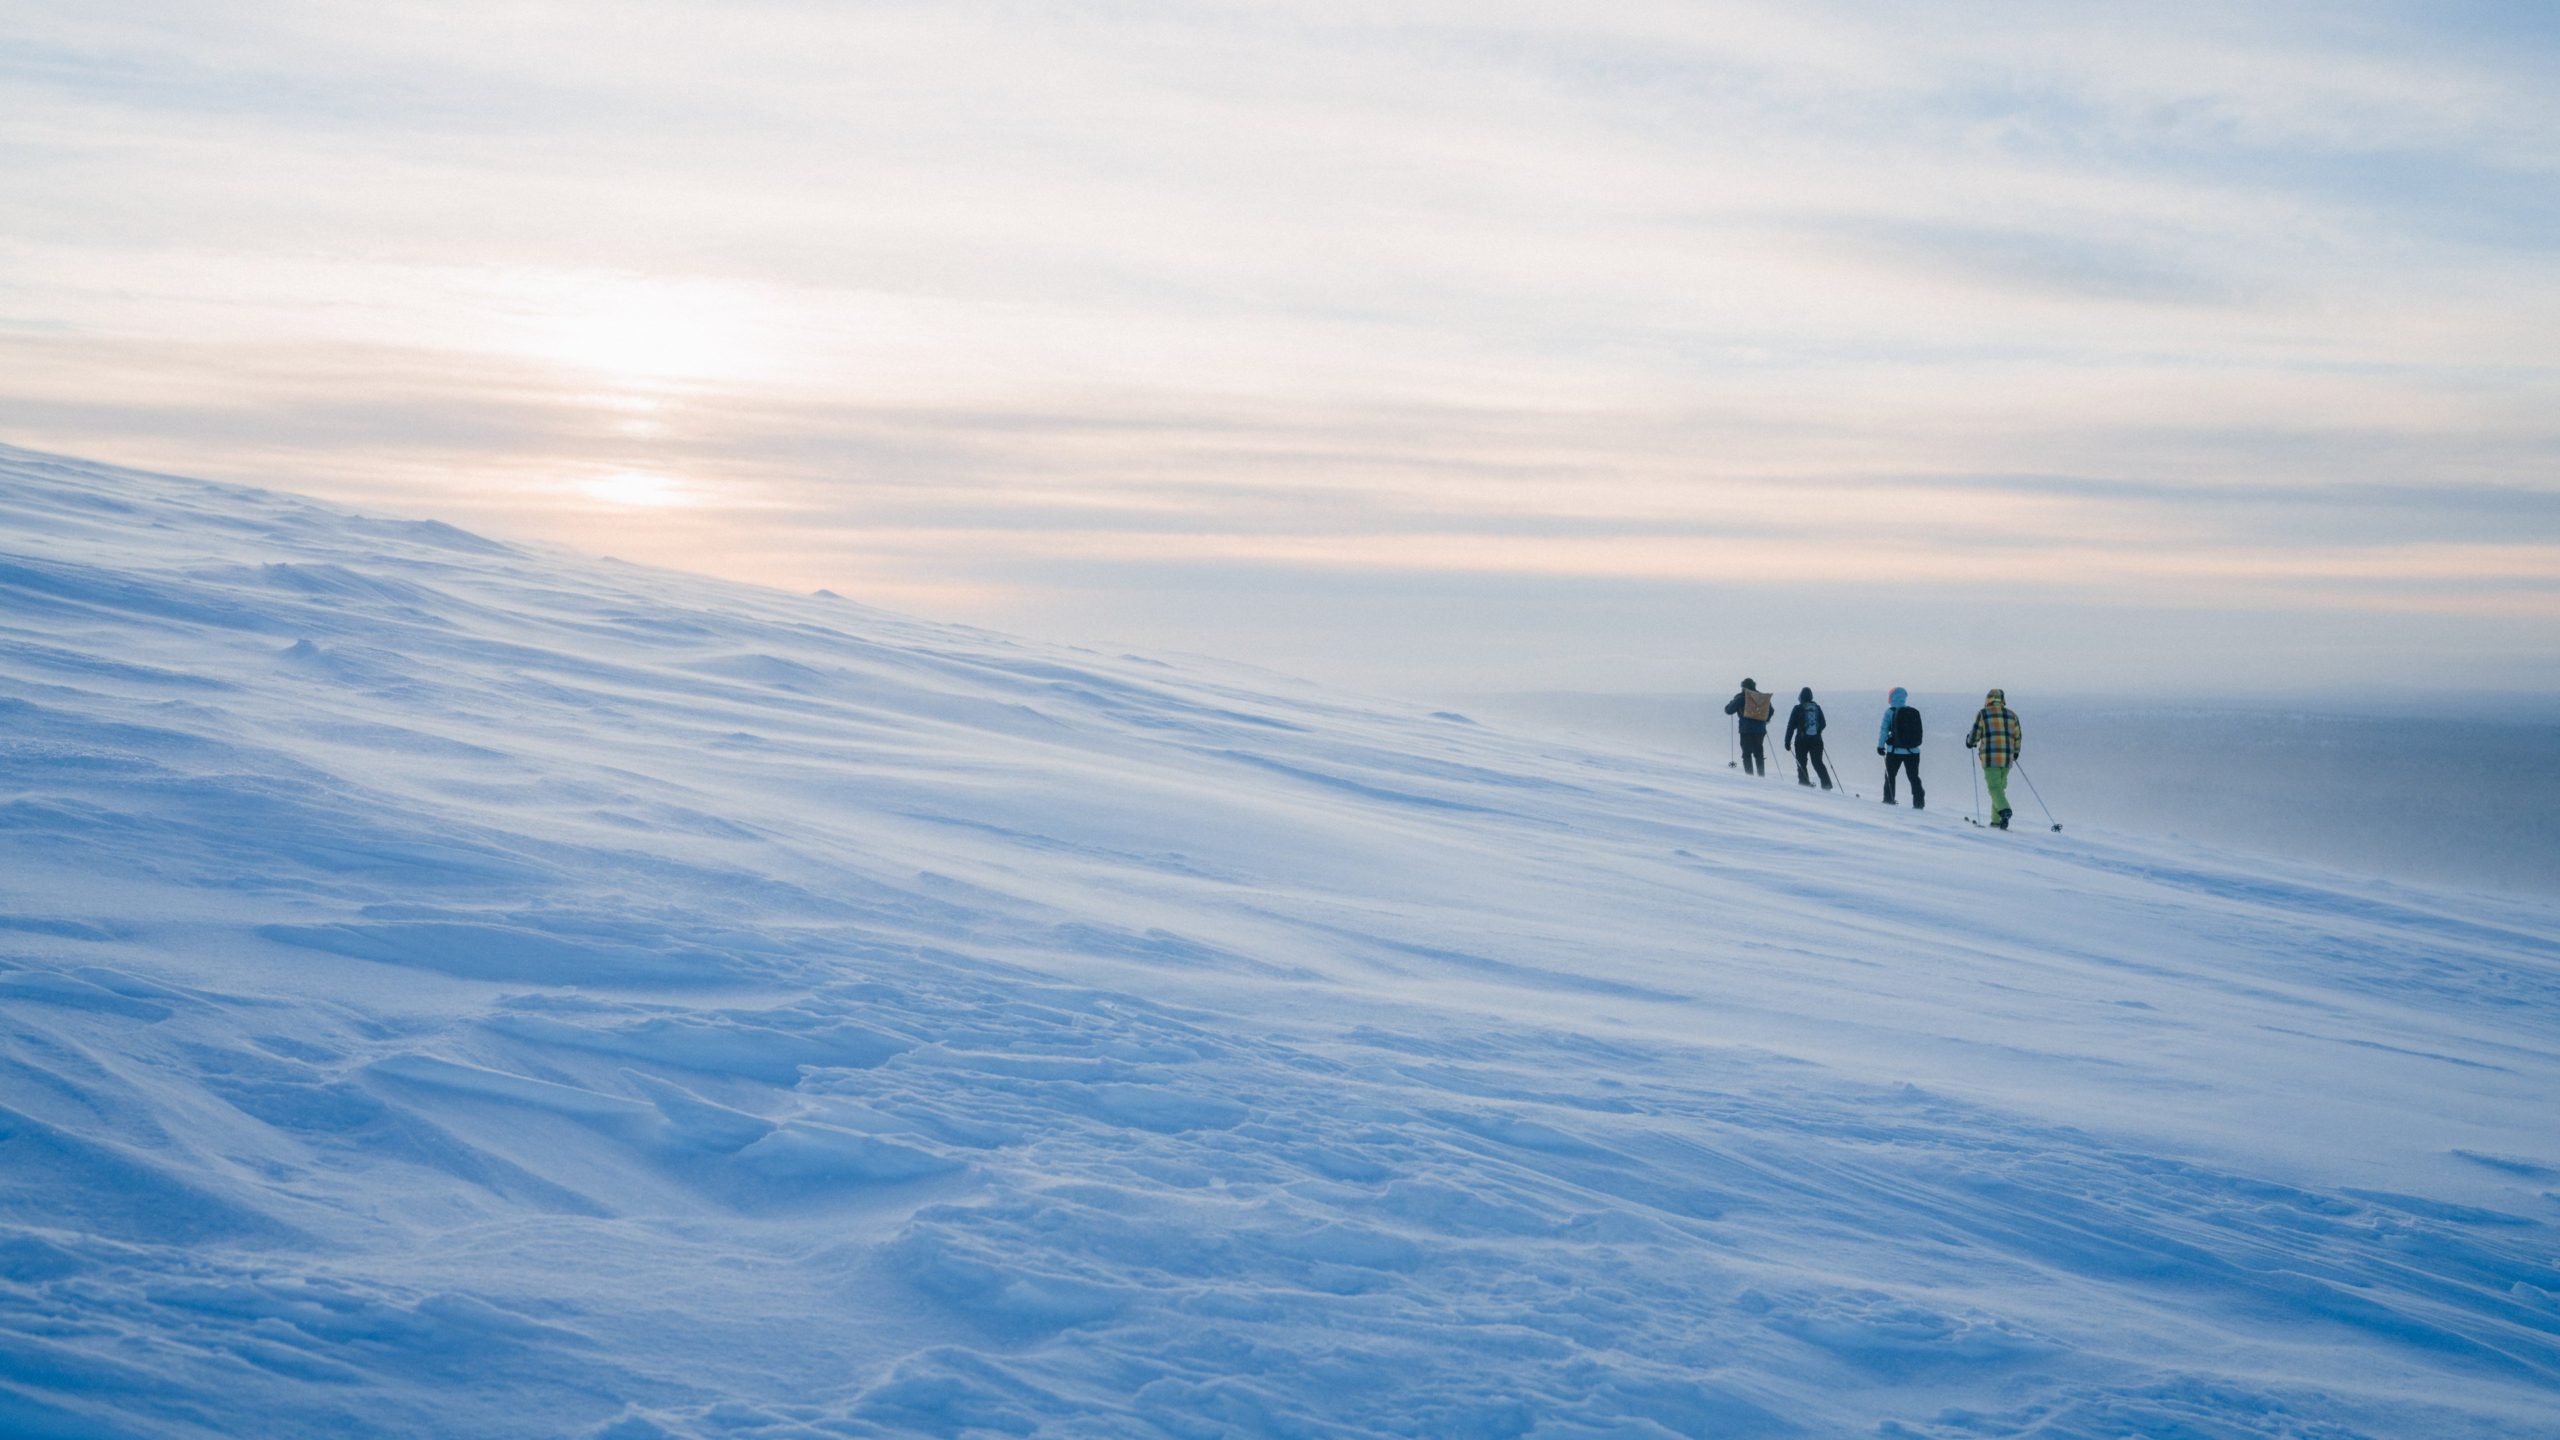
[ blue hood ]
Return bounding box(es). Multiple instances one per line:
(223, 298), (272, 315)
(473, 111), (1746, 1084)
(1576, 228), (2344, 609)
(1889, 687), (1908, 706)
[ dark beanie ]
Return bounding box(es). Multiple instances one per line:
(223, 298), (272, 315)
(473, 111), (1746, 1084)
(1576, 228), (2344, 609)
(1800, 687), (1813, 701)
(1741, 678), (1755, 689)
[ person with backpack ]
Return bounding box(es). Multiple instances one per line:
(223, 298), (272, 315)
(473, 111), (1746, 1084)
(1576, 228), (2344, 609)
(1724, 678), (1773, 775)
(1783, 686), (1832, 789)
(1876, 687), (1925, 808)
(1965, 687), (2024, 828)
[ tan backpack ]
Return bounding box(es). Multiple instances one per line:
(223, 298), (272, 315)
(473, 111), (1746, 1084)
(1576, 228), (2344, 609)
(1741, 688), (1772, 722)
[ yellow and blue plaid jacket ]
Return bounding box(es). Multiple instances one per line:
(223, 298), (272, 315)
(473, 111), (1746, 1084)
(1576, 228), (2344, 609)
(1966, 691), (2022, 768)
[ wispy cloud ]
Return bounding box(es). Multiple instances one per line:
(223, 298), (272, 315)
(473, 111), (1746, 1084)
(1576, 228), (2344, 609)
(1, 1), (2554, 693)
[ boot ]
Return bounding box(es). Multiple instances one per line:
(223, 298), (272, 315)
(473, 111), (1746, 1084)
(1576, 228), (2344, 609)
(1994, 808), (2011, 830)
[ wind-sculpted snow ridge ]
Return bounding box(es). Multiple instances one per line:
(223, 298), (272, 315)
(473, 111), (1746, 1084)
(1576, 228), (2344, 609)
(1, 443), (2555, 1439)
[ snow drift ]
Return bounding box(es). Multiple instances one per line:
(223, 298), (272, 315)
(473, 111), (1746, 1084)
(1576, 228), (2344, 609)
(1, 443), (2555, 1438)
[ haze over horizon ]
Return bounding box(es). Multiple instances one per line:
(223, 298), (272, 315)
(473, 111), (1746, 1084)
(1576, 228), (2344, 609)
(4, 1), (2555, 697)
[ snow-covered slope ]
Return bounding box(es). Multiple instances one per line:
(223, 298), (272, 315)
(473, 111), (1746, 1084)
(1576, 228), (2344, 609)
(2, 443), (2555, 1439)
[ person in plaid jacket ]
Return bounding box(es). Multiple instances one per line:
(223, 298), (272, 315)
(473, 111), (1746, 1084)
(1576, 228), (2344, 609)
(1965, 688), (2024, 829)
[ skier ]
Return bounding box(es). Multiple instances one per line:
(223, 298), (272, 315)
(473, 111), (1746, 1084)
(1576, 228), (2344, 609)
(1876, 686), (1925, 808)
(1965, 687), (2023, 829)
(1724, 678), (1773, 776)
(1783, 686), (1832, 789)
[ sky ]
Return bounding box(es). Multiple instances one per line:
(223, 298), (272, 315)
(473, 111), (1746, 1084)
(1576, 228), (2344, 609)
(2, 0), (2556, 700)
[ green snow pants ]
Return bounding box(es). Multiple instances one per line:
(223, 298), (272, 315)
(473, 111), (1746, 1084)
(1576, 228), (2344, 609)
(1983, 763), (2011, 818)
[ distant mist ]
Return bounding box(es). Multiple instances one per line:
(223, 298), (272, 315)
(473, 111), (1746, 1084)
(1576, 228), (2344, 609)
(1451, 690), (2560, 900)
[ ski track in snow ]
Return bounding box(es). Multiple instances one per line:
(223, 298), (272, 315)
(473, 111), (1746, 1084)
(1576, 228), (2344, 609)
(1, 443), (2556, 1438)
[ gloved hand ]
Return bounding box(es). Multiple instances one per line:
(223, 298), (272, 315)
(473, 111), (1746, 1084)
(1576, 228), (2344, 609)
(1876, 746), (1886, 756)
(1966, 738), (1976, 749)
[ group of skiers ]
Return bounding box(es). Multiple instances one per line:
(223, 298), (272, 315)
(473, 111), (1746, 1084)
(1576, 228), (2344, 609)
(1722, 680), (2028, 829)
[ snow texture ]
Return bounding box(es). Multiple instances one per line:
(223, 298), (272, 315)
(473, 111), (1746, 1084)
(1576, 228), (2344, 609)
(1, 442), (2555, 1438)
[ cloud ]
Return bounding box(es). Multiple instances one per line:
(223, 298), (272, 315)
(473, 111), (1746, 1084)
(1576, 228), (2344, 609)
(0, 0), (2555, 694)
(1800, 217), (2244, 306)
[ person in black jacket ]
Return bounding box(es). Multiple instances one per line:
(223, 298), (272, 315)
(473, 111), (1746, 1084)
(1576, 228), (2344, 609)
(1876, 686), (1925, 809)
(1723, 678), (1773, 775)
(1783, 687), (1832, 789)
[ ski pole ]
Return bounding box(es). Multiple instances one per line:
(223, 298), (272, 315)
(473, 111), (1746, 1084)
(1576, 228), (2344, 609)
(2014, 762), (2062, 832)
(1970, 752), (1982, 825)
(1728, 717), (1737, 769)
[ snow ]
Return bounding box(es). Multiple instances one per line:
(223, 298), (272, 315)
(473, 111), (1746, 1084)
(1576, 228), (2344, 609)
(2, 441), (2556, 1438)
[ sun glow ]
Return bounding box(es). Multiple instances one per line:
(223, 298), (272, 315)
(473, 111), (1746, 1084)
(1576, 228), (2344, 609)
(521, 276), (772, 385)
(580, 469), (695, 507)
